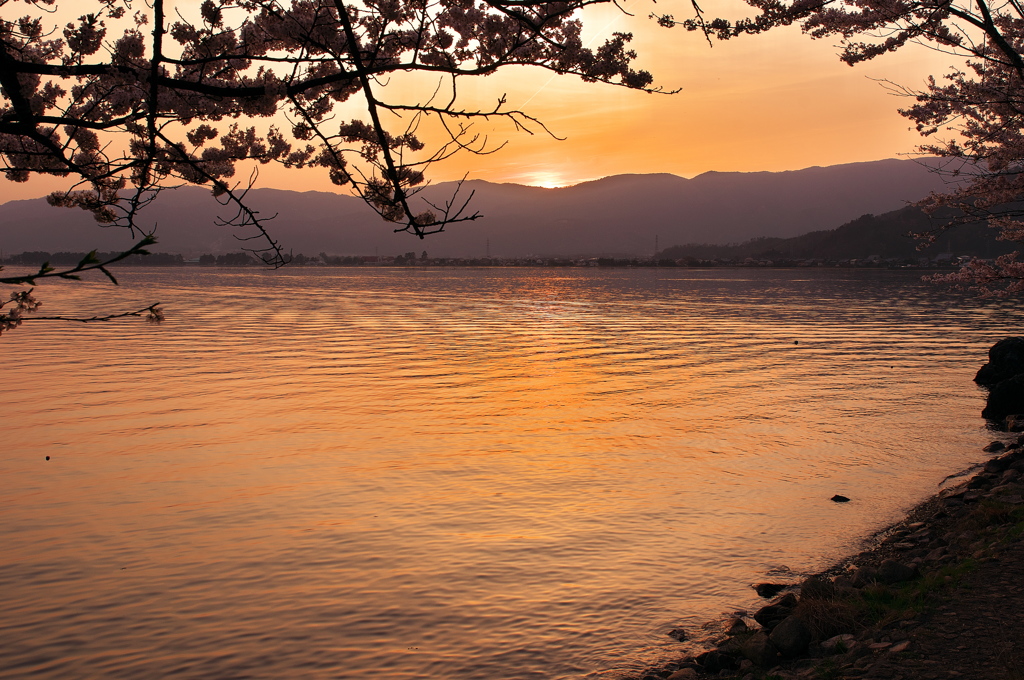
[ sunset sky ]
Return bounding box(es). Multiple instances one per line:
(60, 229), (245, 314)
(1, 0), (959, 201)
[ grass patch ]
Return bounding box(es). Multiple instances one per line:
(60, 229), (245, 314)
(794, 596), (861, 639)
(791, 559), (979, 638)
(965, 499), (1024, 533)
(854, 583), (924, 627)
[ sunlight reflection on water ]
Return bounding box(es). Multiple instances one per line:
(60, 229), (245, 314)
(1, 267), (1020, 679)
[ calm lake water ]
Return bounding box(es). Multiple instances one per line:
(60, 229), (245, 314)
(2, 267), (1020, 679)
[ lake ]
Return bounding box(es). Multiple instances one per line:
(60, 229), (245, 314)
(2, 267), (1019, 679)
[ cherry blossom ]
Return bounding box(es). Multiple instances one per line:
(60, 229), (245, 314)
(1, 0), (660, 265)
(660, 0), (1024, 295)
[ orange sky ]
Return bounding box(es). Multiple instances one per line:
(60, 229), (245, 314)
(1, 0), (960, 201)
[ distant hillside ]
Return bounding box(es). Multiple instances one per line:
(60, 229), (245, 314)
(659, 206), (1015, 261)
(0, 158), (960, 258)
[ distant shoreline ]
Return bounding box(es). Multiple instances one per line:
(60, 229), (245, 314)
(1, 257), (969, 271)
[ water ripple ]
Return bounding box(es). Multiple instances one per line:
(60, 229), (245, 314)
(2, 268), (1020, 679)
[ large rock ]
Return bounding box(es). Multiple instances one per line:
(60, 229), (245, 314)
(976, 337), (1024, 387)
(983, 374), (1024, 422)
(695, 650), (735, 673)
(978, 339), (1024, 424)
(850, 565), (877, 588)
(741, 631), (780, 668)
(769, 615), (812, 658)
(726, 617), (750, 635)
(667, 669), (698, 680)
(753, 603), (793, 627)
(877, 559), (918, 584)
(754, 583), (787, 598)
(821, 634), (856, 654)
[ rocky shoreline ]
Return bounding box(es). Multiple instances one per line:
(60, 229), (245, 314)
(630, 339), (1024, 680)
(631, 439), (1024, 680)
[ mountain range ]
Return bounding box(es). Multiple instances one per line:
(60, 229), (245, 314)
(0, 158), (965, 258)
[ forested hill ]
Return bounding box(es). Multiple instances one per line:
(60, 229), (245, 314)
(658, 206), (1016, 262)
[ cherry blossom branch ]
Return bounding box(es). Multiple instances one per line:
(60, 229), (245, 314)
(28, 304), (165, 324)
(1, 0), (661, 268)
(0, 289), (164, 335)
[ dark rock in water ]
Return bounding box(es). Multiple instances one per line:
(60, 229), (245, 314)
(983, 374), (1024, 422)
(831, 495), (851, 503)
(741, 631), (780, 668)
(754, 583), (787, 598)
(726, 617), (750, 635)
(769, 615), (812, 658)
(667, 627), (688, 641)
(985, 440), (1007, 453)
(977, 339), (1024, 424)
(775, 592), (798, 608)
(877, 559), (918, 584)
(976, 337), (1024, 387)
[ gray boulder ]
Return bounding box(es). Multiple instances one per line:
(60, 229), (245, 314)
(877, 559), (918, 584)
(821, 634), (856, 654)
(753, 603), (793, 628)
(667, 670), (697, 680)
(726, 617), (750, 635)
(850, 566), (877, 588)
(667, 669), (698, 680)
(769, 615), (812, 658)
(741, 631), (780, 668)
